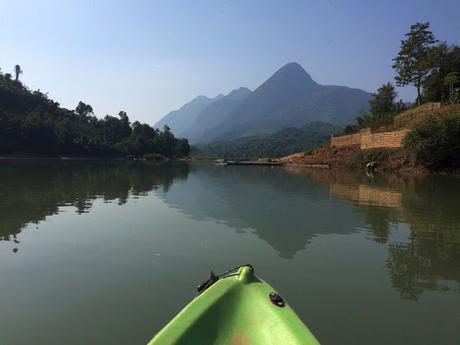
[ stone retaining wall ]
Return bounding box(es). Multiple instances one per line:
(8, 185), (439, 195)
(331, 128), (410, 150)
(361, 129), (410, 150)
(330, 132), (361, 147)
(392, 102), (441, 128)
(331, 103), (459, 150)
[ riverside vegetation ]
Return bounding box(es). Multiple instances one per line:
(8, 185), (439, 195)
(0, 68), (190, 158)
(342, 22), (460, 172)
(344, 22), (459, 134)
(282, 22), (460, 173)
(196, 122), (340, 160)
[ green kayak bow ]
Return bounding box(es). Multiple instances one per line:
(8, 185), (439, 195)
(147, 265), (320, 345)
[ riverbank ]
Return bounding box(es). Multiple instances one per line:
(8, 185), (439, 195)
(210, 148), (424, 173)
(0, 153), (182, 162)
(279, 145), (431, 174)
(0, 155), (124, 161)
(220, 160), (283, 166)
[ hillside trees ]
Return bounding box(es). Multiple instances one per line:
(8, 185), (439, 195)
(422, 44), (460, 103)
(403, 114), (460, 170)
(0, 67), (190, 157)
(368, 82), (398, 116)
(344, 22), (458, 135)
(393, 22), (460, 105)
(393, 22), (439, 105)
(198, 122), (339, 160)
(350, 82), (405, 130)
(444, 72), (459, 103)
(14, 65), (22, 82)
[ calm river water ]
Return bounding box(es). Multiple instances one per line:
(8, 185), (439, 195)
(0, 161), (459, 345)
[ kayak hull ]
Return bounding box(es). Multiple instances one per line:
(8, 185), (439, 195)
(147, 266), (320, 345)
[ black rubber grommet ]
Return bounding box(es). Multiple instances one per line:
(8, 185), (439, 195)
(269, 292), (285, 307)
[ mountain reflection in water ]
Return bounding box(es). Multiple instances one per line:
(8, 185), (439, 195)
(1, 161), (459, 301)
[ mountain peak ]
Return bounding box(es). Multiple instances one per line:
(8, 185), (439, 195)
(226, 87), (252, 99)
(156, 62), (371, 142)
(154, 94), (217, 133)
(248, 62), (316, 101)
(194, 95), (211, 101)
(201, 62), (371, 142)
(280, 61), (304, 71)
(273, 62), (313, 82)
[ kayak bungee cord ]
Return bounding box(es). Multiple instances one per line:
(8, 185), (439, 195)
(197, 264), (254, 293)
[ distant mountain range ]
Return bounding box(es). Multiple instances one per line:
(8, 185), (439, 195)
(154, 94), (223, 135)
(181, 87), (252, 143)
(155, 62), (371, 144)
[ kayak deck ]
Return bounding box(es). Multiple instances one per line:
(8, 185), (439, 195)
(148, 265), (320, 345)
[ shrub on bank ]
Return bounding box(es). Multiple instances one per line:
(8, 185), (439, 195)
(349, 148), (394, 170)
(403, 113), (460, 171)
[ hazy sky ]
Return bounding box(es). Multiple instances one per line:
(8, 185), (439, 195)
(1, 0), (459, 124)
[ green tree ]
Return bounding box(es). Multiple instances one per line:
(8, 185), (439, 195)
(395, 99), (408, 113)
(393, 22), (438, 105)
(75, 101), (93, 118)
(369, 82), (397, 117)
(403, 114), (460, 170)
(118, 111), (132, 137)
(14, 64), (23, 82)
(422, 44), (460, 102)
(356, 109), (373, 128)
(444, 72), (459, 103)
(354, 84), (401, 129)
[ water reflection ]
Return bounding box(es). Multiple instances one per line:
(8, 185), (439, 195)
(1, 162), (363, 258)
(0, 161), (190, 243)
(158, 164), (362, 258)
(289, 168), (460, 300)
(1, 161), (459, 300)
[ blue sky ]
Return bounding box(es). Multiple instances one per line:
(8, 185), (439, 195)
(1, 0), (459, 124)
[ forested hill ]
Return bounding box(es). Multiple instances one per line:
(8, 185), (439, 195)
(197, 121), (340, 160)
(0, 68), (190, 158)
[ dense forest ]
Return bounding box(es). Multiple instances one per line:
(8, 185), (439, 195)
(197, 121), (340, 160)
(0, 69), (190, 158)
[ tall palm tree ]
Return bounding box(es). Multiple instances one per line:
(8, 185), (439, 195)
(14, 64), (23, 82)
